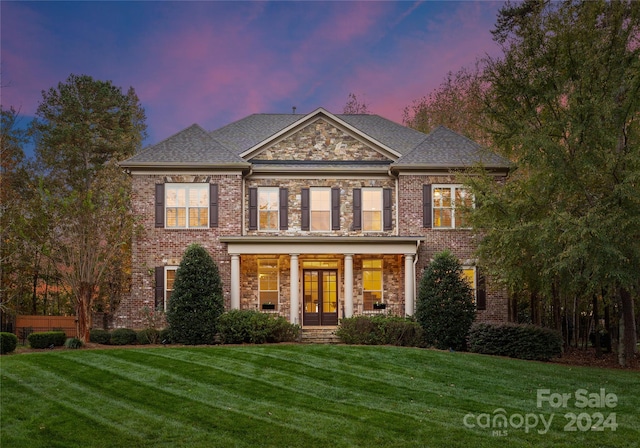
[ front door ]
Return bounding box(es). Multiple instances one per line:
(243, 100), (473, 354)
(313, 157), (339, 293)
(303, 270), (338, 326)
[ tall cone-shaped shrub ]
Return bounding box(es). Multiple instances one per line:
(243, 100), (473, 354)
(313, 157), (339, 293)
(416, 250), (476, 351)
(166, 244), (224, 344)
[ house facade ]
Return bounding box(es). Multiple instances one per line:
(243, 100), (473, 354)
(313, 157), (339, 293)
(117, 108), (510, 330)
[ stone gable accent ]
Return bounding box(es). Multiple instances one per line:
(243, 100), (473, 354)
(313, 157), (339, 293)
(252, 119), (391, 162)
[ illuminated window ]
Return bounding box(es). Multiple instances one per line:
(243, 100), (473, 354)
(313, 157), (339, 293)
(165, 184), (208, 228)
(363, 259), (383, 310)
(164, 266), (178, 311)
(461, 267), (476, 304)
(258, 188), (279, 231)
(362, 189), (382, 231)
(310, 188), (331, 231)
(258, 259), (279, 310)
(433, 185), (473, 229)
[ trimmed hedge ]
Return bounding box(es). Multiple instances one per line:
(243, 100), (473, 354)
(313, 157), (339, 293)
(336, 316), (424, 347)
(27, 331), (66, 349)
(1, 332), (18, 354)
(468, 323), (563, 361)
(159, 328), (173, 344)
(90, 329), (111, 345)
(137, 328), (160, 345)
(64, 337), (83, 349)
(110, 328), (137, 346)
(217, 310), (300, 344)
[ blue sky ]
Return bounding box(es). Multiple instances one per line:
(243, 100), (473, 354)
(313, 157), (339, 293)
(1, 1), (504, 149)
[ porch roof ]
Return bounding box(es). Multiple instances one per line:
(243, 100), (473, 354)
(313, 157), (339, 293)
(220, 236), (424, 255)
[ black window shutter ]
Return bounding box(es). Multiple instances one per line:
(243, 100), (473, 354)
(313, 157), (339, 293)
(155, 266), (164, 309)
(248, 187), (258, 230)
(301, 188), (310, 231)
(423, 184), (432, 228)
(352, 188), (362, 230)
(209, 184), (219, 228)
(279, 188), (288, 230)
(476, 269), (487, 310)
(331, 187), (340, 230)
(155, 184), (165, 228)
(383, 188), (392, 231)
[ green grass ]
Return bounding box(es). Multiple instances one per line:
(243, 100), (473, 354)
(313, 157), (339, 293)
(1, 345), (638, 447)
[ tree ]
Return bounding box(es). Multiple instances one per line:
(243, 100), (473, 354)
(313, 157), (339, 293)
(415, 250), (477, 351)
(471, 0), (640, 366)
(166, 244), (224, 345)
(403, 65), (492, 147)
(31, 74), (147, 341)
(343, 93), (370, 114)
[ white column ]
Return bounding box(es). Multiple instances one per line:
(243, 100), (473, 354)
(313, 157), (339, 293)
(290, 254), (300, 325)
(344, 254), (354, 318)
(230, 254), (240, 310)
(404, 254), (415, 316)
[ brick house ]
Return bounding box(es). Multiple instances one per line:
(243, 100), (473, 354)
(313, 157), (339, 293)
(117, 107), (510, 330)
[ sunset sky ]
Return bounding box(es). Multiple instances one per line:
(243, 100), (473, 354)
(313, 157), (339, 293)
(2, 1), (504, 147)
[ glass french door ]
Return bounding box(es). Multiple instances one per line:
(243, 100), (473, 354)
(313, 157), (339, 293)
(303, 270), (338, 326)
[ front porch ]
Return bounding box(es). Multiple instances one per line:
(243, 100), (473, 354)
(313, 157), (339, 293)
(221, 236), (423, 326)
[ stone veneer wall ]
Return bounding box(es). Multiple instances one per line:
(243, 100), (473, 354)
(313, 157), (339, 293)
(113, 173), (243, 329)
(398, 174), (509, 324)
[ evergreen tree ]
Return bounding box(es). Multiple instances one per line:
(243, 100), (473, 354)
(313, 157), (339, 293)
(416, 250), (477, 351)
(167, 244), (224, 345)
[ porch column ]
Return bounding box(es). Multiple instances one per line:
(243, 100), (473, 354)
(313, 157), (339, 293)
(344, 254), (354, 318)
(230, 254), (240, 310)
(404, 254), (415, 316)
(290, 254), (300, 324)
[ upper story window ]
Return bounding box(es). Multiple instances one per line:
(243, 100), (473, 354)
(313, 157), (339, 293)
(362, 188), (383, 231)
(432, 185), (473, 229)
(310, 188), (331, 231)
(258, 187), (279, 231)
(165, 184), (209, 228)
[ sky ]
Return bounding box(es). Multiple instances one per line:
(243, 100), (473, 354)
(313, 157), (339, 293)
(1, 0), (505, 148)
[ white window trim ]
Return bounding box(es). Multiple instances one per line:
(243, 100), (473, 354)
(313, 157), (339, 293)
(258, 187), (280, 232)
(432, 184), (474, 229)
(165, 183), (209, 229)
(362, 187), (383, 233)
(310, 187), (332, 232)
(164, 266), (178, 312)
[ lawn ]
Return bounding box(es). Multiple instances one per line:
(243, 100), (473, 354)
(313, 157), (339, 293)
(1, 345), (638, 448)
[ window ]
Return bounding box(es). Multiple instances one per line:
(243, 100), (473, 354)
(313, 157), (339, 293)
(363, 259), (383, 310)
(165, 184), (209, 228)
(164, 266), (178, 311)
(362, 189), (382, 231)
(432, 185), (473, 229)
(258, 188), (279, 231)
(258, 259), (279, 310)
(310, 188), (331, 231)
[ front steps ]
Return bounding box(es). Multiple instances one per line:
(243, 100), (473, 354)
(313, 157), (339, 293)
(301, 326), (341, 344)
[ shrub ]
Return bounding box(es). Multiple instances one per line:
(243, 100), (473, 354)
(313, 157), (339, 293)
(27, 331), (66, 349)
(159, 328), (173, 344)
(110, 328), (137, 346)
(415, 250), (476, 351)
(64, 338), (84, 349)
(218, 310), (300, 344)
(90, 329), (111, 345)
(0, 332), (18, 354)
(468, 323), (563, 361)
(336, 316), (423, 346)
(137, 328), (160, 345)
(166, 244), (224, 345)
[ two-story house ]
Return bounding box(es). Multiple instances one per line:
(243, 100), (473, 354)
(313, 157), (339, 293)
(117, 107), (510, 331)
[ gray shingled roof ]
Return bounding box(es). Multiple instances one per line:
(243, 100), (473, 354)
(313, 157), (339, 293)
(393, 125), (510, 169)
(120, 124), (249, 168)
(120, 111), (510, 171)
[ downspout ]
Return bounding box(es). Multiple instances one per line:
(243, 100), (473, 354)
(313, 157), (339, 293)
(414, 239), (420, 307)
(389, 168), (399, 236)
(242, 167), (253, 236)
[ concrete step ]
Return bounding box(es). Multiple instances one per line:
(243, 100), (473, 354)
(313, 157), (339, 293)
(301, 327), (341, 344)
